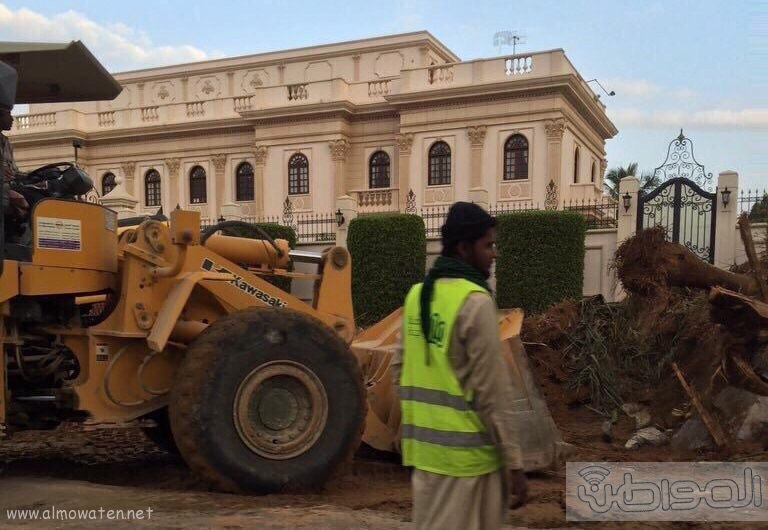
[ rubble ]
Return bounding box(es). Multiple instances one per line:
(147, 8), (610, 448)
(624, 427), (669, 450)
(522, 219), (768, 459)
(622, 403), (652, 430)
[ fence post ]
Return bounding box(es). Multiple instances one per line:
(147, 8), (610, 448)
(219, 202), (244, 220)
(617, 176), (640, 244)
(468, 187), (490, 211)
(335, 195), (358, 248)
(99, 175), (139, 219)
(714, 170), (739, 269)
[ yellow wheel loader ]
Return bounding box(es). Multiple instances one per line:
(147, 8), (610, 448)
(0, 41), (568, 494)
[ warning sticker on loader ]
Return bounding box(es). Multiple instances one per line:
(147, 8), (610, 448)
(104, 210), (117, 232)
(96, 343), (110, 362)
(36, 217), (82, 251)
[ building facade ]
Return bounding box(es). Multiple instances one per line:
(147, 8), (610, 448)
(9, 31), (617, 221)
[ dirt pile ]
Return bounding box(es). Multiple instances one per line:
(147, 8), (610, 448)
(522, 227), (768, 456)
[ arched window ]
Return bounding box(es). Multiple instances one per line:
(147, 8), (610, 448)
(428, 141), (451, 186)
(573, 147), (580, 183)
(189, 165), (207, 204)
(102, 172), (116, 195)
(145, 169), (161, 207)
(235, 162), (255, 201)
(368, 151), (391, 189)
(503, 134), (529, 180)
(591, 161), (597, 183)
(288, 153), (309, 195)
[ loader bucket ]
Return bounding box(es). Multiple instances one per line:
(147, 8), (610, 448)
(350, 308), (572, 472)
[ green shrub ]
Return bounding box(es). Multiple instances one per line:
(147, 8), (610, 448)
(220, 222), (297, 292)
(495, 210), (586, 313)
(348, 214), (426, 327)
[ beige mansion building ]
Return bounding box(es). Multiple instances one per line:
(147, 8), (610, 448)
(9, 31), (617, 222)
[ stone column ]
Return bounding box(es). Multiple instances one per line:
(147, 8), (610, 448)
(614, 176), (641, 302)
(328, 138), (351, 199)
(468, 187), (489, 211)
(714, 170), (739, 269)
(352, 55), (361, 82)
(165, 158), (180, 208)
(212, 153), (227, 219)
(253, 144), (268, 216)
(617, 176), (640, 244)
(396, 133), (414, 212)
(120, 161), (136, 197)
(544, 118), (566, 209)
(466, 125), (487, 189)
(100, 175), (139, 219)
(335, 195), (358, 248)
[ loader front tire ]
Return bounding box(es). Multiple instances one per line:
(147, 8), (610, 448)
(168, 307), (365, 494)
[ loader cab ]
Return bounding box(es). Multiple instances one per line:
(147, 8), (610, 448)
(0, 40), (123, 272)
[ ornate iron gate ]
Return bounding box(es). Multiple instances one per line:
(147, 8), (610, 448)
(636, 131), (717, 263)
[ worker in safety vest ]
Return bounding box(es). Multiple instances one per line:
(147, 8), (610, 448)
(395, 201), (527, 530)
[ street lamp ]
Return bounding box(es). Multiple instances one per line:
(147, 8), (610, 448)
(720, 187), (731, 209)
(586, 79), (615, 97)
(622, 192), (632, 212)
(335, 208), (345, 227)
(218, 214), (225, 223)
(72, 139), (83, 166)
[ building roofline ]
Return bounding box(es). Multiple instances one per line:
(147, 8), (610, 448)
(112, 30), (460, 79)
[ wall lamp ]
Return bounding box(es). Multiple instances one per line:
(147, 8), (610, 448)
(720, 187), (731, 208)
(335, 208), (345, 227)
(622, 192), (632, 212)
(586, 79), (615, 97)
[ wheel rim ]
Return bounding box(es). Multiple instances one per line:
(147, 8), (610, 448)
(234, 360), (328, 460)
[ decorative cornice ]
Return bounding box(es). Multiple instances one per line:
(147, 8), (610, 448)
(545, 118), (566, 140)
(212, 153), (227, 172)
(120, 161), (136, 177)
(328, 138), (351, 161)
(253, 144), (268, 166)
(396, 133), (414, 154)
(466, 125), (487, 147)
(165, 158), (180, 176)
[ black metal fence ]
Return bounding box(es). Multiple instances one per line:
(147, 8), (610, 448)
(419, 204), (450, 239)
(199, 192), (624, 244)
(201, 213), (337, 244)
(738, 188), (768, 221)
(563, 198), (619, 229)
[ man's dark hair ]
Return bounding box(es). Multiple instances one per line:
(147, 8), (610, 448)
(440, 201), (496, 257)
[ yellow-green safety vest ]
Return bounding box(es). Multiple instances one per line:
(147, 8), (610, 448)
(400, 278), (502, 477)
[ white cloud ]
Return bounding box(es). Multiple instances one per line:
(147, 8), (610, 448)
(670, 88), (696, 99)
(603, 78), (663, 97)
(0, 4), (211, 71)
(602, 77), (696, 100)
(609, 108), (768, 129)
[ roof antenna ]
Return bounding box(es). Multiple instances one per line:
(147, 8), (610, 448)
(493, 30), (527, 56)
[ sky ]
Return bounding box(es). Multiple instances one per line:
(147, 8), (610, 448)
(0, 0), (765, 191)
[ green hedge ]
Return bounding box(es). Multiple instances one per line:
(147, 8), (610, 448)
(221, 222), (297, 292)
(495, 210), (586, 313)
(348, 214), (426, 327)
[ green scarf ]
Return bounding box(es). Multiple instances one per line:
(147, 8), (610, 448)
(419, 255), (491, 347)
